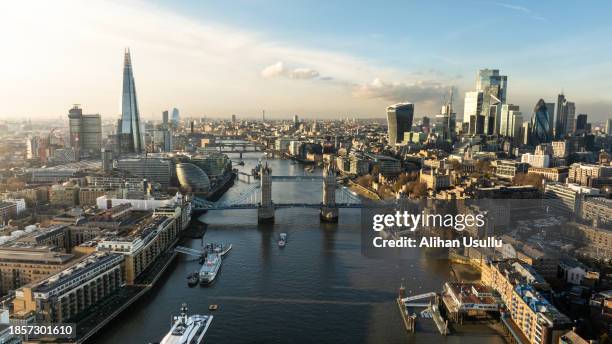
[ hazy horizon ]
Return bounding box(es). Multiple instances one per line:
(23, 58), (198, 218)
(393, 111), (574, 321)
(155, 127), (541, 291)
(1, 0), (611, 121)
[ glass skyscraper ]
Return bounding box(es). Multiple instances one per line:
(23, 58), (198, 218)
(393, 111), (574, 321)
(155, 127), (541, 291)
(463, 69), (507, 135)
(530, 99), (552, 145)
(171, 107), (180, 127)
(119, 48), (143, 154)
(386, 103), (414, 146)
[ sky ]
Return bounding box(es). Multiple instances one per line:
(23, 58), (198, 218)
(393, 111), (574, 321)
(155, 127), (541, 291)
(0, 0), (611, 121)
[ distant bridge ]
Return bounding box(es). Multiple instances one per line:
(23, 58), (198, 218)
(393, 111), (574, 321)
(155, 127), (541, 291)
(209, 142), (266, 157)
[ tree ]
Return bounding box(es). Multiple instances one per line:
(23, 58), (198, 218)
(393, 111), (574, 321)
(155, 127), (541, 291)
(356, 174), (374, 188)
(513, 173), (544, 190)
(371, 165), (381, 176)
(405, 181), (427, 198)
(449, 159), (461, 172)
(392, 173), (415, 192)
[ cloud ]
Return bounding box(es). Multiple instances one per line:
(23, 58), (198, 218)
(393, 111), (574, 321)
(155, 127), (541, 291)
(261, 61), (286, 78)
(490, 2), (547, 22)
(352, 78), (453, 103)
(290, 68), (320, 79)
(261, 61), (320, 80)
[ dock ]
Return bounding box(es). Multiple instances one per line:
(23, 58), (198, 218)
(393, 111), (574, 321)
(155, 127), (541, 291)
(396, 286), (449, 336)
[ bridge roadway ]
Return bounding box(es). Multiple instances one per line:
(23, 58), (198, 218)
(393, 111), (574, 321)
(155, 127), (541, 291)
(193, 202), (363, 210)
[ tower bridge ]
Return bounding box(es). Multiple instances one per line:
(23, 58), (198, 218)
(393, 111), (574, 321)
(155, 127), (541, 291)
(192, 165), (362, 223)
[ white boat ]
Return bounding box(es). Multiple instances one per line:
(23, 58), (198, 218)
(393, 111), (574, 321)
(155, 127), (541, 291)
(278, 233), (287, 247)
(199, 253), (222, 285)
(159, 303), (213, 344)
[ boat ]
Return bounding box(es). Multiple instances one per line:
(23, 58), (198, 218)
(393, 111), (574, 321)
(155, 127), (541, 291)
(199, 253), (222, 285)
(237, 161), (245, 166)
(278, 233), (287, 247)
(159, 303), (213, 344)
(199, 243), (232, 285)
(187, 272), (199, 287)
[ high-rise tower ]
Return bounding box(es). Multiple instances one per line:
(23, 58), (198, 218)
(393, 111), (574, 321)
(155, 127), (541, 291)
(386, 103), (414, 146)
(530, 99), (552, 145)
(68, 105), (101, 158)
(118, 48), (143, 154)
(464, 69), (507, 135)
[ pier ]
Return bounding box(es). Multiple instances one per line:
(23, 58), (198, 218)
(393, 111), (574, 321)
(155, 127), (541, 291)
(396, 286), (449, 336)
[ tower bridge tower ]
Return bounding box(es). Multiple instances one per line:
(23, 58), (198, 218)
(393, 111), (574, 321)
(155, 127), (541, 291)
(320, 165), (339, 222)
(257, 163), (274, 223)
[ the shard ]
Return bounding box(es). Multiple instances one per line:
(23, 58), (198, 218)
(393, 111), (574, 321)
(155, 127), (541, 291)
(118, 48), (143, 154)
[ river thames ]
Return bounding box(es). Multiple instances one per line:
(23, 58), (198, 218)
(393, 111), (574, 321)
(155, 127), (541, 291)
(91, 154), (505, 344)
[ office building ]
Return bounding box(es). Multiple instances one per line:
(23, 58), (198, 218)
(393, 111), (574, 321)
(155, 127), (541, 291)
(552, 141), (569, 158)
(26, 136), (40, 160)
(545, 103), (555, 137)
(495, 160), (529, 180)
(464, 91), (484, 134)
(575, 114), (588, 133)
(530, 99), (552, 145)
(386, 103), (414, 146)
(49, 185), (79, 207)
(96, 214), (181, 284)
(500, 104), (521, 138)
(544, 182), (599, 215)
(118, 49), (143, 154)
(0, 202), (17, 224)
(116, 157), (174, 188)
(171, 107), (180, 127)
(0, 244), (74, 295)
(606, 118), (612, 135)
(191, 153), (231, 180)
(67, 105), (102, 158)
(581, 197), (611, 226)
(482, 261), (572, 344)
(162, 110), (169, 125)
(568, 163), (612, 187)
(521, 153), (550, 168)
(13, 252), (124, 322)
(464, 69), (508, 135)
(555, 94), (575, 138)
(101, 148), (113, 173)
(527, 167), (568, 182)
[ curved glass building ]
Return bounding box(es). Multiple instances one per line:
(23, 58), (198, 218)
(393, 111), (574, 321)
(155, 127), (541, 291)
(176, 163), (211, 194)
(530, 99), (552, 145)
(386, 103), (414, 146)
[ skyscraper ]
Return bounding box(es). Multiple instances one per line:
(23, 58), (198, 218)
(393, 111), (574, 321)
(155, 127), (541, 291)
(437, 92), (456, 141)
(464, 69), (507, 135)
(386, 103), (414, 146)
(500, 104), (520, 137)
(530, 99), (552, 145)
(545, 103), (555, 138)
(575, 114), (588, 133)
(606, 118), (612, 135)
(464, 91), (484, 134)
(478, 69), (507, 135)
(162, 110), (169, 125)
(118, 48), (143, 154)
(171, 108), (180, 127)
(555, 94), (575, 138)
(67, 105), (102, 158)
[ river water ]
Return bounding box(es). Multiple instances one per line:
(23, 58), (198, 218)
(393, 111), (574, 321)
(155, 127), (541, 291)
(91, 153), (505, 344)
